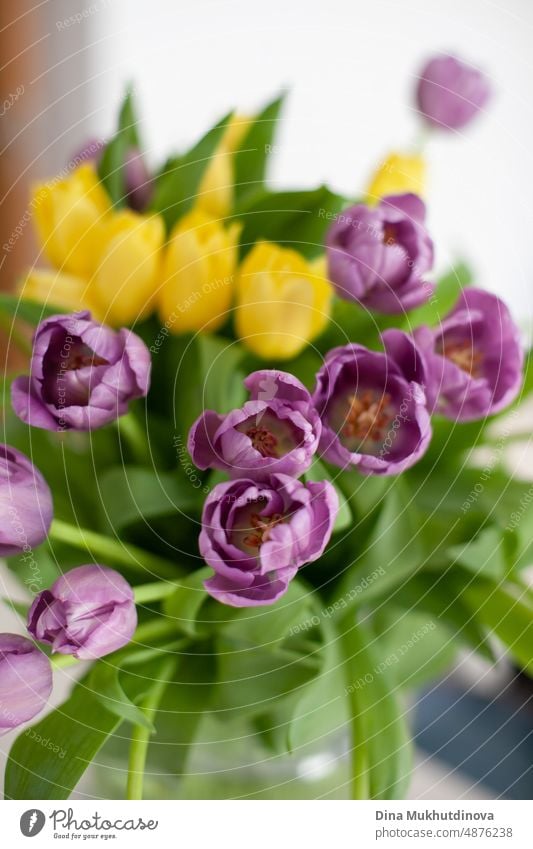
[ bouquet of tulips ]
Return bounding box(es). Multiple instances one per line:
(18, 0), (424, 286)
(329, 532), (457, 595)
(1, 53), (531, 801)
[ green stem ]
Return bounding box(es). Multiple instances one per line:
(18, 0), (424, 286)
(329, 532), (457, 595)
(116, 412), (151, 465)
(49, 518), (179, 580)
(126, 656), (176, 800)
(134, 581), (180, 605)
(341, 628), (370, 800)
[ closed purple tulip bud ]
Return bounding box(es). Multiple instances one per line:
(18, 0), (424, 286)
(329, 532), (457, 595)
(189, 369), (322, 480)
(313, 343), (431, 475)
(416, 54), (492, 131)
(28, 564), (137, 660)
(0, 634), (52, 734)
(402, 288), (523, 422)
(69, 140), (152, 211)
(0, 444), (53, 557)
(11, 311), (151, 431)
(123, 147), (153, 212)
(326, 194), (434, 314)
(200, 474), (338, 607)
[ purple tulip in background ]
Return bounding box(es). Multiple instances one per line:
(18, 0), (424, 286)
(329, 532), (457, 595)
(0, 634), (52, 734)
(70, 139), (153, 211)
(416, 54), (492, 131)
(11, 311), (151, 431)
(189, 369), (322, 480)
(313, 343), (431, 475)
(28, 564), (137, 660)
(0, 444), (53, 557)
(200, 474), (338, 607)
(399, 288), (523, 422)
(326, 194), (434, 314)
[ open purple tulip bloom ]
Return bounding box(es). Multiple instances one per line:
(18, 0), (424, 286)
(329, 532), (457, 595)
(28, 564), (137, 660)
(416, 54), (492, 131)
(189, 369), (321, 480)
(326, 194), (434, 314)
(0, 634), (52, 735)
(0, 444), (53, 558)
(313, 343), (431, 475)
(200, 474), (338, 607)
(385, 288), (523, 422)
(12, 311), (151, 431)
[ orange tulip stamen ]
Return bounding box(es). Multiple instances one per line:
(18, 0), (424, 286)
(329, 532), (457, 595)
(242, 512), (285, 549)
(246, 426), (279, 458)
(342, 391), (392, 444)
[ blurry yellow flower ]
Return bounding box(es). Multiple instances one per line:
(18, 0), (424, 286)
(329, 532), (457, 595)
(33, 164), (111, 276)
(92, 210), (165, 325)
(235, 241), (332, 360)
(18, 269), (103, 318)
(366, 151), (426, 203)
(158, 209), (241, 333)
(196, 116), (251, 219)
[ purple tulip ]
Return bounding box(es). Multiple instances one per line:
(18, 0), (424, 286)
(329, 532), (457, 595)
(70, 140), (152, 211)
(0, 444), (53, 558)
(28, 564), (137, 660)
(397, 288), (523, 422)
(416, 54), (492, 131)
(200, 474), (338, 607)
(189, 369), (322, 480)
(123, 147), (153, 212)
(326, 194), (434, 314)
(0, 634), (52, 735)
(11, 311), (151, 431)
(313, 343), (431, 475)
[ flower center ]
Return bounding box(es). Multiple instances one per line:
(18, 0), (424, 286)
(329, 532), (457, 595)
(440, 339), (482, 377)
(382, 223), (397, 246)
(242, 512), (285, 550)
(245, 426), (279, 458)
(66, 348), (109, 371)
(341, 390), (392, 446)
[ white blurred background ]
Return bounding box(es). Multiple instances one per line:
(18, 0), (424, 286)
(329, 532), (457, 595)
(1, 0), (532, 800)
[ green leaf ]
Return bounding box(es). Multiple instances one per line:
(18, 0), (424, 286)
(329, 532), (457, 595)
(0, 293), (62, 324)
(236, 186), (346, 259)
(5, 682), (124, 799)
(336, 478), (424, 609)
(233, 94), (285, 203)
(405, 261), (473, 329)
(372, 608), (457, 691)
(88, 663), (156, 731)
(287, 616), (348, 753)
(196, 334), (246, 414)
(342, 618), (412, 800)
(305, 457), (352, 534)
(461, 579), (533, 674)
(447, 526), (512, 582)
(98, 87), (141, 206)
(98, 465), (203, 532)
(390, 572), (495, 661)
(214, 581), (321, 718)
(163, 568), (212, 638)
(150, 112), (233, 231)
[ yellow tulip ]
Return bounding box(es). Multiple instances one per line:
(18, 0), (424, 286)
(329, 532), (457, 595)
(91, 210), (165, 325)
(18, 269), (103, 318)
(33, 164), (111, 276)
(366, 151), (426, 203)
(158, 209), (240, 333)
(196, 116), (251, 219)
(235, 241), (333, 360)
